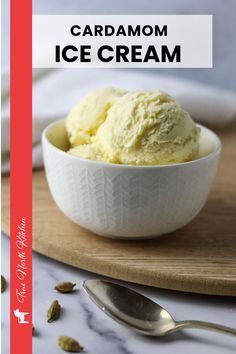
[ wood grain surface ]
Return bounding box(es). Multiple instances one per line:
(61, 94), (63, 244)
(2, 125), (236, 296)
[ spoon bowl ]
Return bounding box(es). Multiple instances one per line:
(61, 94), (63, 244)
(83, 279), (175, 336)
(83, 279), (236, 337)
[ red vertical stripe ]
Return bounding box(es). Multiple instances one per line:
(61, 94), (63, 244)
(10, 0), (32, 353)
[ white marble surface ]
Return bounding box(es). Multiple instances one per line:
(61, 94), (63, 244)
(1, 233), (236, 354)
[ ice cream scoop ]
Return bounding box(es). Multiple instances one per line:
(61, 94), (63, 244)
(68, 143), (108, 162)
(96, 90), (200, 165)
(66, 87), (127, 146)
(66, 88), (200, 165)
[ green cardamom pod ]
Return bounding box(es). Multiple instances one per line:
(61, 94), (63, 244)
(47, 300), (61, 322)
(58, 336), (83, 352)
(1, 275), (7, 293)
(54, 282), (76, 293)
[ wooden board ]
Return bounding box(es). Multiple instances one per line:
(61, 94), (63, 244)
(2, 125), (236, 296)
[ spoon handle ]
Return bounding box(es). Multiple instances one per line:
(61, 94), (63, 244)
(176, 320), (236, 336)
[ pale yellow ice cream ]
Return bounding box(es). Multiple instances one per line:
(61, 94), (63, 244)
(67, 88), (200, 165)
(68, 143), (108, 162)
(66, 87), (127, 146)
(96, 91), (200, 165)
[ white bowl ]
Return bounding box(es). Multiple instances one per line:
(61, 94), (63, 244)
(42, 119), (221, 239)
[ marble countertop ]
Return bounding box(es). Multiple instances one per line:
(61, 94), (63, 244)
(1, 234), (236, 354)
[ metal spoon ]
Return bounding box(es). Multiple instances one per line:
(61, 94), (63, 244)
(83, 279), (236, 337)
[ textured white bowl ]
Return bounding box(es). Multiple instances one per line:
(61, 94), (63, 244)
(42, 119), (221, 239)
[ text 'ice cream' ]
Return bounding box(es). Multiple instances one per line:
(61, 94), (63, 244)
(66, 87), (200, 165)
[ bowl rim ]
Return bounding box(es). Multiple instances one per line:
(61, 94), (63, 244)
(42, 118), (222, 170)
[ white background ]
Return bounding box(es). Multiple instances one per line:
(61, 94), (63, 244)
(33, 15), (212, 68)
